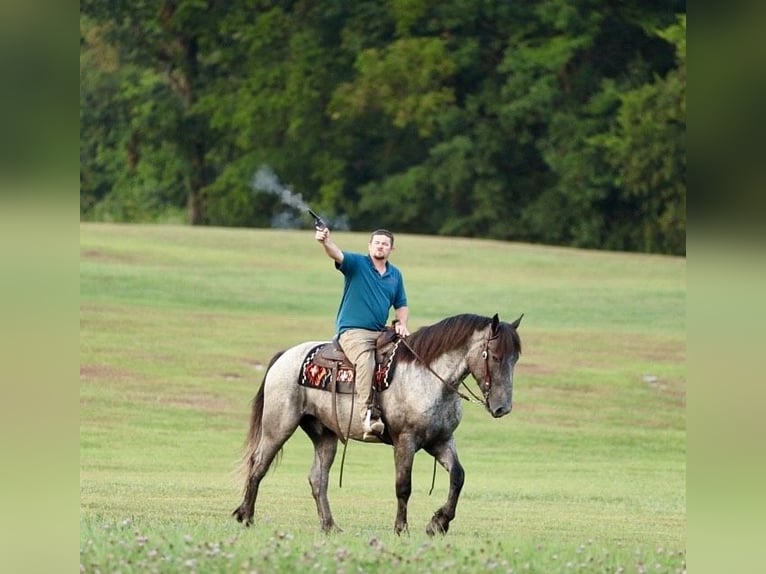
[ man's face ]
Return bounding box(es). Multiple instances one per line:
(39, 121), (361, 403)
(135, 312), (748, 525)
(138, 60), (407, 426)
(368, 234), (393, 261)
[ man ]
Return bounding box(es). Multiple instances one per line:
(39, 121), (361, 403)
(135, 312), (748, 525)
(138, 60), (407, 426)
(315, 225), (410, 438)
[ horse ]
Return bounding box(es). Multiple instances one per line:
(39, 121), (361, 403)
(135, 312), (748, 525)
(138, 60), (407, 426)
(232, 312), (523, 535)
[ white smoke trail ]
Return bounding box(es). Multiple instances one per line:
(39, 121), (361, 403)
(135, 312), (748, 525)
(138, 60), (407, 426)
(251, 164), (350, 230)
(251, 165), (311, 212)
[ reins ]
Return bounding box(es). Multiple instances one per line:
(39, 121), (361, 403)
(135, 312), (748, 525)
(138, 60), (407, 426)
(336, 383), (355, 489)
(397, 336), (486, 405)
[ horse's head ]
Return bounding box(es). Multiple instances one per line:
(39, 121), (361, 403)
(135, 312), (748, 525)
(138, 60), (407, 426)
(469, 313), (523, 418)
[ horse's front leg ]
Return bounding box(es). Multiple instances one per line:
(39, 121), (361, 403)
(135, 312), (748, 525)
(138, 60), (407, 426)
(425, 437), (464, 536)
(392, 436), (417, 535)
(301, 419), (342, 533)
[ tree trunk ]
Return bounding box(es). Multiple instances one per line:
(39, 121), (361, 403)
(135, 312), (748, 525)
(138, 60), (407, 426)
(187, 189), (203, 225)
(187, 141), (205, 225)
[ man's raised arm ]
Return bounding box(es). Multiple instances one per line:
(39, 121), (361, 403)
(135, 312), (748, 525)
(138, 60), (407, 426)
(315, 227), (344, 264)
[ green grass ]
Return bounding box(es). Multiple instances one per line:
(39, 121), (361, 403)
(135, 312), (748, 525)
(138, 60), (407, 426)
(80, 223), (686, 572)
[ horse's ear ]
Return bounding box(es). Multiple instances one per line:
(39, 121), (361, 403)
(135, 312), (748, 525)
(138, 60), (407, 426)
(491, 313), (500, 334)
(509, 314), (524, 330)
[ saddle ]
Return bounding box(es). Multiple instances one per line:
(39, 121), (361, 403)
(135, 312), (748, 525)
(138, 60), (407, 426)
(307, 327), (400, 393)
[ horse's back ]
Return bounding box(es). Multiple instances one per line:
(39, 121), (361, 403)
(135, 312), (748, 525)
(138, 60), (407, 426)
(264, 341), (327, 389)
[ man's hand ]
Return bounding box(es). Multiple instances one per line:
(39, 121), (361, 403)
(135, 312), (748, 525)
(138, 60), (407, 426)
(315, 227), (330, 243)
(394, 321), (409, 338)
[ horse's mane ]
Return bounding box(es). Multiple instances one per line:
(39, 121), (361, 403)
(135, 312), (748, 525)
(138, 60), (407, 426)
(397, 313), (521, 366)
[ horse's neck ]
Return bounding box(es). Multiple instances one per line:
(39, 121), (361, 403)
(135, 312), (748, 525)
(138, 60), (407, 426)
(424, 346), (471, 384)
(431, 331), (489, 382)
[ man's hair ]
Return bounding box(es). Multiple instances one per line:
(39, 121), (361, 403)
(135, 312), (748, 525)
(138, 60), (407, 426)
(369, 229), (395, 247)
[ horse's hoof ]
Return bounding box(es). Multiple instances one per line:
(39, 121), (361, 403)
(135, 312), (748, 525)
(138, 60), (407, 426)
(426, 520), (448, 536)
(232, 506), (253, 527)
(321, 520), (343, 534)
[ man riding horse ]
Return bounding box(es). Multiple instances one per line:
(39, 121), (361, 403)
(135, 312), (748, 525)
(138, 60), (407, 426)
(314, 224), (410, 440)
(232, 217), (522, 535)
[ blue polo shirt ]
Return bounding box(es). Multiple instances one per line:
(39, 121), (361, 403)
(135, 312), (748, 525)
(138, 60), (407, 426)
(334, 252), (407, 334)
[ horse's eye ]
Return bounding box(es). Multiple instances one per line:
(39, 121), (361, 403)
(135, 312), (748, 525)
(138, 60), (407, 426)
(492, 355), (501, 362)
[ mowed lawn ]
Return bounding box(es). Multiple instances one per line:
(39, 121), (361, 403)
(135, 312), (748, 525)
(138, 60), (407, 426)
(80, 223), (685, 569)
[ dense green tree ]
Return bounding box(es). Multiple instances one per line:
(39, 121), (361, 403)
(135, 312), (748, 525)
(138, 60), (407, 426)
(81, 17), (187, 222)
(593, 16), (686, 254)
(80, 0), (686, 254)
(495, 0), (685, 251)
(197, 2), (362, 227)
(81, 0), (236, 224)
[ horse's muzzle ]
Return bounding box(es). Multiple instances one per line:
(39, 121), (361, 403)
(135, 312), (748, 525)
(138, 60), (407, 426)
(489, 403), (512, 418)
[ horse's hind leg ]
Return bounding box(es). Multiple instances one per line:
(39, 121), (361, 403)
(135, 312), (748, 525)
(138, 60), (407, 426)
(301, 418), (341, 533)
(424, 438), (464, 536)
(232, 435), (286, 527)
(233, 399), (303, 527)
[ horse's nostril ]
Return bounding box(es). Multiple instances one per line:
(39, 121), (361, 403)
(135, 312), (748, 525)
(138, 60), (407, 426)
(492, 405), (511, 417)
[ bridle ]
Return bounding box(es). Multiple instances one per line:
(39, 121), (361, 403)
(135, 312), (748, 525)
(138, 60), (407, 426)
(479, 333), (499, 396)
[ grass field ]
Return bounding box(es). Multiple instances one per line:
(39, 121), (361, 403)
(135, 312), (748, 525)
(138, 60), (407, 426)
(80, 223), (686, 572)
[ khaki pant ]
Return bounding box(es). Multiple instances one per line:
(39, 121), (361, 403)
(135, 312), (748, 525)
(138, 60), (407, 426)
(338, 328), (379, 413)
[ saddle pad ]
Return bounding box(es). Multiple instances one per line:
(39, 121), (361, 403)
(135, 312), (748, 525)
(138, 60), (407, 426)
(298, 342), (400, 392)
(299, 345), (354, 391)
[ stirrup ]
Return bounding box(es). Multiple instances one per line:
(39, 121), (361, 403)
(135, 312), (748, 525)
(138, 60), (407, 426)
(363, 409), (384, 435)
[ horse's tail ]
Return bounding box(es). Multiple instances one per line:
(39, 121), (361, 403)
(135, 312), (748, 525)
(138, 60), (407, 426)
(236, 350), (284, 492)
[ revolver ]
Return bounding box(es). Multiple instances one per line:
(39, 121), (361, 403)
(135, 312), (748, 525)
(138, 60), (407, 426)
(307, 208), (327, 230)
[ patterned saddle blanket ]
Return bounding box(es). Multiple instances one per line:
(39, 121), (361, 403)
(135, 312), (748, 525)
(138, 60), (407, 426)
(298, 329), (401, 393)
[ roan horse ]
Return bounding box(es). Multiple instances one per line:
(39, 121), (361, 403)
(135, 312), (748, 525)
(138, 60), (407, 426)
(232, 312), (522, 535)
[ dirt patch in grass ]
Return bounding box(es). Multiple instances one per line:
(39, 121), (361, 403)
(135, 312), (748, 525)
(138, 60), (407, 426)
(646, 376), (686, 408)
(243, 358), (268, 371)
(81, 249), (137, 263)
(520, 362), (556, 375)
(154, 393), (232, 413)
(596, 333), (686, 364)
(80, 364), (134, 381)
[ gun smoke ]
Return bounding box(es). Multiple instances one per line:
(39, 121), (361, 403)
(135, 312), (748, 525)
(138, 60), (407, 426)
(251, 165), (310, 229)
(251, 165), (349, 230)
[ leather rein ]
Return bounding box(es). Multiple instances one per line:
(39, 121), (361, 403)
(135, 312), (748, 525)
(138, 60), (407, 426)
(397, 334), (496, 406)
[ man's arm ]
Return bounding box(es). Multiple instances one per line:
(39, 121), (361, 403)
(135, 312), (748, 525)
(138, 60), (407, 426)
(315, 227), (344, 264)
(394, 306), (409, 337)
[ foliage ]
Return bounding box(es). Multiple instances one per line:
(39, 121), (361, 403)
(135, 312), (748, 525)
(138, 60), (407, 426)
(592, 15), (686, 254)
(331, 36), (455, 136)
(80, 1), (686, 254)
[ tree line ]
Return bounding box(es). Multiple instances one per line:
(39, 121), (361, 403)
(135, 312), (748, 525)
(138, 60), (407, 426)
(80, 1), (686, 255)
